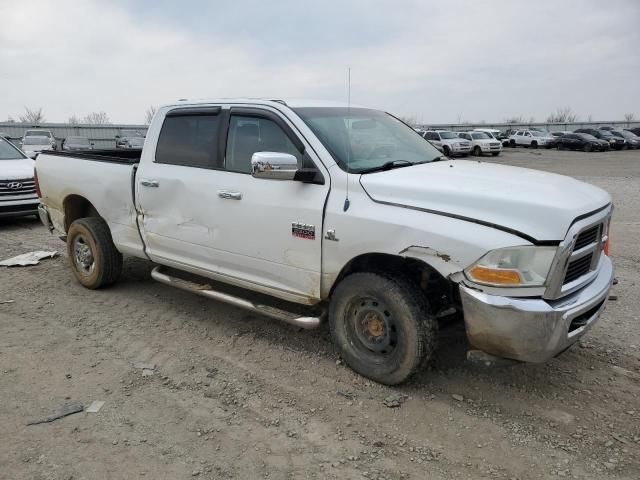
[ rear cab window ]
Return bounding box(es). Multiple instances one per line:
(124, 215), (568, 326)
(155, 107), (222, 169)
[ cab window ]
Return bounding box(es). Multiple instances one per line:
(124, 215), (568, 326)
(225, 115), (302, 173)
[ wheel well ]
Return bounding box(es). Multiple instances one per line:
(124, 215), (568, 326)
(63, 195), (100, 232)
(331, 253), (454, 314)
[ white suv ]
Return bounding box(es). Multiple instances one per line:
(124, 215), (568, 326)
(509, 129), (554, 148)
(423, 130), (471, 156)
(458, 131), (502, 157)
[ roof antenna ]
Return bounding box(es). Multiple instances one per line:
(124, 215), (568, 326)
(343, 67), (351, 212)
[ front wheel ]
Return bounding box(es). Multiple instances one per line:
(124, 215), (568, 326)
(583, 143), (592, 152)
(473, 146), (482, 156)
(329, 272), (437, 385)
(67, 217), (123, 289)
(530, 141), (538, 149)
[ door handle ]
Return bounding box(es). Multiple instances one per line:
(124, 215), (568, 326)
(140, 179), (159, 188)
(217, 190), (242, 200)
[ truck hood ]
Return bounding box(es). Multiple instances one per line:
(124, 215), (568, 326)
(0, 158), (35, 179)
(359, 160), (610, 242)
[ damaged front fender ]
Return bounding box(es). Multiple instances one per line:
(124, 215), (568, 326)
(398, 245), (465, 277)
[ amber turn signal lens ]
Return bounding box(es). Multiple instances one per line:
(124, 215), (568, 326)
(604, 235), (610, 256)
(468, 266), (522, 285)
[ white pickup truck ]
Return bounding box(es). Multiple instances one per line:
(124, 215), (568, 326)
(36, 99), (614, 385)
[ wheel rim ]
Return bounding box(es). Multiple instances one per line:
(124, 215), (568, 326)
(72, 234), (95, 274)
(346, 296), (397, 356)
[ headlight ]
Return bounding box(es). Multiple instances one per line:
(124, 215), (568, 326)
(465, 246), (557, 287)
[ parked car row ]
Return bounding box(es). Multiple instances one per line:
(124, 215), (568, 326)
(505, 126), (640, 152)
(417, 129), (503, 157)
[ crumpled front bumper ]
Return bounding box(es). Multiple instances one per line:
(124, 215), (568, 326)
(459, 255), (614, 363)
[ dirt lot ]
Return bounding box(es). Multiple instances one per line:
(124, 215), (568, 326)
(1, 148), (639, 480)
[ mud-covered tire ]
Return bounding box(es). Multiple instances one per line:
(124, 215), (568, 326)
(329, 272), (437, 385)
(66, 217), (122, 289)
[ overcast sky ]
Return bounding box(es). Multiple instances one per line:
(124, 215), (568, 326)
(1, 0), (639, 124)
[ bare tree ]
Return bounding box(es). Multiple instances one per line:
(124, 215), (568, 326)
(546, 107), (577, 123)
(81, 111), (111, 125)
(587, 114), (593, 122)
(623, 113), (636, 122)
(19, 107), (45, 124)
(6, 116), (16, 123)
(144, 106), (158, 125)
(68, 115), (80, 125)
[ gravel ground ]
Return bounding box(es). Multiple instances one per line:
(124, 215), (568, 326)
(1, 147), (639, 479)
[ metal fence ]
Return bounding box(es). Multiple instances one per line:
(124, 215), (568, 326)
(416, 120), (640, 133)
(0, 122), (148, 149)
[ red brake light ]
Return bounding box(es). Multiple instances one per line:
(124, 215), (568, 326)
(34, 168), (42, 198)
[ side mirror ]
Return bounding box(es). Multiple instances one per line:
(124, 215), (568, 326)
(115, 135), (120, 139)
(90, 142), (95, 146)
(251, 152), (298, 180)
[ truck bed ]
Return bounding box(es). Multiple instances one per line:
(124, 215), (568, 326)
(41, 149), (141, 164)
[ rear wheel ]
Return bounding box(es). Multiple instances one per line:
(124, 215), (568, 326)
(329, 272), (437, 385)
(66, 217), (122, 289)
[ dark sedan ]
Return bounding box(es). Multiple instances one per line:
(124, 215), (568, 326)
(610, 130), (640, 149)
(625, 127), (640, 136)
(575, 128), (626, 150)
(557, 133), (608, 152)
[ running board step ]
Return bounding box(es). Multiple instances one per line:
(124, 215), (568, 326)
(151, 266), (322, 329)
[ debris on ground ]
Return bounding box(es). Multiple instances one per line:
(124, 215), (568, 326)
(608, 295), (618, 301)
(133, 362), (155, 370)
(383, 393), (407, 408)
(336, 390), (356, 400)
(26, 402), (84, 426)
(452, 394), (464, 402)
(0, 300), (14, 305)
(142, 369), (155, 377)
(0, 251), (58, 267)
(86, 400), (105, 413)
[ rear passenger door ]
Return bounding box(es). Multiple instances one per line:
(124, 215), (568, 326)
(136, 106), (228, 269)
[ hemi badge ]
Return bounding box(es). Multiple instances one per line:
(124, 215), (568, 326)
(292, 222), (315, 240)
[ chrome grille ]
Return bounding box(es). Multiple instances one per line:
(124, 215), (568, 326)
(574, 225), (599, 250)
(564, 253), (594, 284)
(544, 206), (611, 300)
(0, 178), (36, 199)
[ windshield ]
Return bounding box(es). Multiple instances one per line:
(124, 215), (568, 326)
(25, 130), (51, 138)
(23, 137), (50, 145)
(0, 137), (27, 160)
(67, 136), (90, 144)
(471, 132), (490, 139)
(577, 133), (597, 141)
(294, 108), (442, 173)
(438, 131), (458, 139)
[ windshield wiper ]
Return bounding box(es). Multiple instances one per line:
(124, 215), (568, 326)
(359, 160), (413, 174)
